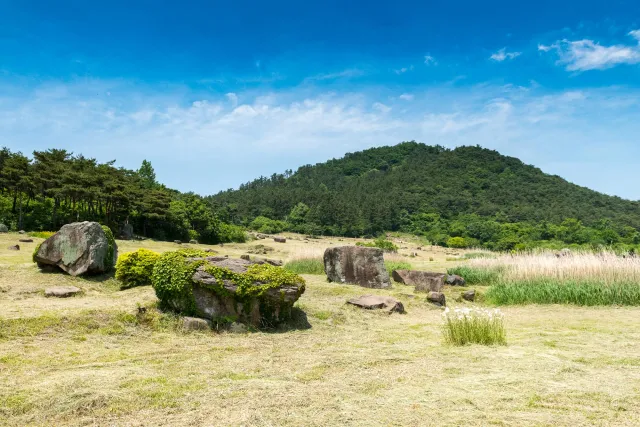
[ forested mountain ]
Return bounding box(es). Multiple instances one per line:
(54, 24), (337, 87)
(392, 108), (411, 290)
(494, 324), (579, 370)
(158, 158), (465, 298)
(210, 142), (640, 250)
(0, 148), (244, 243)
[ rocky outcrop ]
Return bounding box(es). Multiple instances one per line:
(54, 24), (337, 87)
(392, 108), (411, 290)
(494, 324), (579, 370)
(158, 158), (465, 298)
(153, 253), (305, 328)
(347, 295), (405, 314)
(392, 270), (445, 292)
(323, 246), (391, 289)
(33, 222), (117, 276)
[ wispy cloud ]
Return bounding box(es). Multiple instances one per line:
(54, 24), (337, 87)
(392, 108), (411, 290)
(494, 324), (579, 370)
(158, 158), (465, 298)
(490, 48), (522, 61)
(424, 55), (437, 65)
(305, 68), (364, 81)
(539, 30), (640, 71)
(394, 65), (414, 74)
(2, 81), (639, 198)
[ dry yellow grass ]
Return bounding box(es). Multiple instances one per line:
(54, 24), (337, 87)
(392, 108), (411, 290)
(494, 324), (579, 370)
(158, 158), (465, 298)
(468, 250), (640, 284)
(2, 233), (640, 426)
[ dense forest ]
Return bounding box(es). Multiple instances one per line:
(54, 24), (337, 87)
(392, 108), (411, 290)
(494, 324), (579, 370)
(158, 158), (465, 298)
(210, 142), (640, 250)
(0, 148), (245, 244)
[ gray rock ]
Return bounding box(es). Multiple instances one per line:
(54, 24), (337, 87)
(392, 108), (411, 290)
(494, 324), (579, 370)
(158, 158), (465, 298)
(273, 237), (287, 243)
(120, 223), (134, 240)
(427, 291), (446, 307)
(445, 274), (466, 286)
(182, 316), (212, 331)
(189, 240), (198, 244)
(8, 244), (19, 251)
(392, 270), (444, 292)
(324, 246), (391, 289)
(171, 256), (305, 328)
(174, 240), (182, 244)
(347, 295), (405, 314)
(33, 221), (117, 276)
(18, 230), (26, 234)
(45, 286), (82, 298)
(0, 224), (8, 233)
(240, 254), (251, 260)
(19, 238), (34, 243)
(462, 289), (476, 302)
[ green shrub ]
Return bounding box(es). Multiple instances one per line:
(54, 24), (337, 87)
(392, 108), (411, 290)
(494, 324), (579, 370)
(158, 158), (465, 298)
(115, 248), (161, 288)
(447, 237), (467, 248)
(356, 237), (398, 253)
(101, 225), (116, 271)
(27, 231), (55, 239)
(250, 216), (287, 234)
(219, 223), (247, 243)
(385, 260), (412, 277)
(284, 258), (325, 275)
(447, 265), (504, 286)
(442, 307), (506, 346)
(486, 280), (640, 306)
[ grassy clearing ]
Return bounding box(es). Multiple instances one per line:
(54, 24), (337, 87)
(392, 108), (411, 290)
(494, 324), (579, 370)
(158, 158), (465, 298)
(441, 307), (506, 346)
(486, 280), (640, 306)
(447, 265), (503, 285)
(284, 258), (325, 275)
(3, 233), (640, 425)
(26, 231), (55, 239)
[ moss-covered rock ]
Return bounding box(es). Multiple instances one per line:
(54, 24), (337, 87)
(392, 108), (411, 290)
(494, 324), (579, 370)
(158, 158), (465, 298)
(32, 221), (118, 276)
(151, 252), (305, 328)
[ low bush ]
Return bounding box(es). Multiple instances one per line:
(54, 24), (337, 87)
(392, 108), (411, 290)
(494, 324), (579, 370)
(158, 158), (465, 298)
(284, 258), (325, 275)
(486, 280), (640, 306)
(441, 307), (506, 346)
(28, 231), (55, 239)
(356, 237), (398, 253)
(115, 248), (161, 288)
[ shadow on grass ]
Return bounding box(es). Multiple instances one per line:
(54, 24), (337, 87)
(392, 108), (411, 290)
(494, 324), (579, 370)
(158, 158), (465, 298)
(268, 307), (312, 333)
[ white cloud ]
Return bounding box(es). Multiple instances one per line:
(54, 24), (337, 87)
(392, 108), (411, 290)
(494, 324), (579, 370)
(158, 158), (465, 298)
(305, 68), (364, 82)
(394, 65), (414, 74)
(225, 92), (238, 107)
(490, 48), (522, 61)
(2, 81), (640, 198)
(540, 30), (640, 71)
(424, 55), (436, 65)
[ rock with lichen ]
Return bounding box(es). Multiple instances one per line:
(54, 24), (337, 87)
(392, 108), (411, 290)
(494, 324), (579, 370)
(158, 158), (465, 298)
(152, 252), (305, 328)
(33, 222), (117, 276)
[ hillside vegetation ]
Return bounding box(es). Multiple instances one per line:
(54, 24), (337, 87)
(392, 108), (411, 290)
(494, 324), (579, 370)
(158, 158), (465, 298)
(210, 142), (640, 250)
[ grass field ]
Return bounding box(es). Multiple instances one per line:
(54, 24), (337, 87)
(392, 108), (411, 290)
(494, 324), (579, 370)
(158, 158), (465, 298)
(2, 233), (640, 426)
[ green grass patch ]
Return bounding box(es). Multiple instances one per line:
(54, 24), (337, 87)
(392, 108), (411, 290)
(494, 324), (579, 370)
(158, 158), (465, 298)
(284, 258), (325, 275)
(461, 252), (496, 260)
(385, 260), (412, 277)
(442, 307), (507, 346)
(447, 265), (504, 285)
(486, 280), (640, 306)
(27, 231), (55, 239)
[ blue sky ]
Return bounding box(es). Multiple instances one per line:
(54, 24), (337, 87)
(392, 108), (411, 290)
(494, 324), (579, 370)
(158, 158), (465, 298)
(1, 1), (640, 199)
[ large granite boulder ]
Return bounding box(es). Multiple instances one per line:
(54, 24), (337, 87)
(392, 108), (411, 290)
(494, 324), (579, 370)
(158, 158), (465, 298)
(323, 246), (391, 289)
(33, 222), (117, 276)
(392, 270), (445, 292)
(152, 252), (306, 328)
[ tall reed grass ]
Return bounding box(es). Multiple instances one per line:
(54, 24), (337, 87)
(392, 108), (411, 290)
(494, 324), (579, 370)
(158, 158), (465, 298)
(450, 250), (640, 306)
(441, 307), (506, 346)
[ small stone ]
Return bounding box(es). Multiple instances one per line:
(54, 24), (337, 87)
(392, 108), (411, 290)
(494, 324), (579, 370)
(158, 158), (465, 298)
(446, 274), (466, 286)
(45, 286), (82, 298)
(273, 237), (287, 243)
(427, 291), (446, 307)
(189, 240), (198, 244)
(182, 316), (212, 331)
(240, 254), (251, 261)
(347, 295), (405, 314)
(8, 244), (20, 250)
(19, 238), (34, 243)
(228, 322), (248, 333)
(204, 248), (215, 253)
(174, 240), (182, 244)
(18, 230), (26, 234)
(462, 290), (476, 302)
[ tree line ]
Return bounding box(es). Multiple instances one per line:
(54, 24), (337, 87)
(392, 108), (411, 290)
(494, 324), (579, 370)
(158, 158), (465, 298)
(0, 148), (245, 243)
